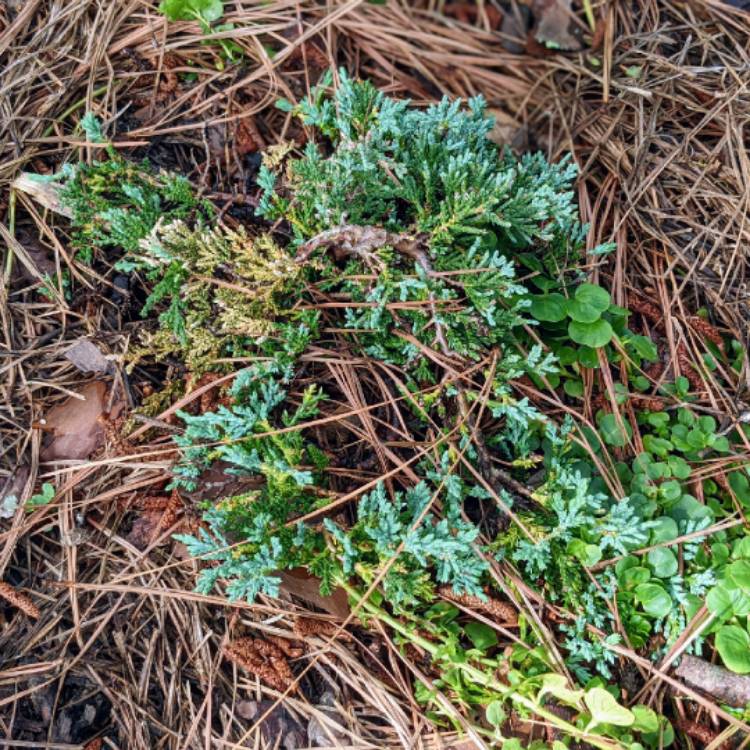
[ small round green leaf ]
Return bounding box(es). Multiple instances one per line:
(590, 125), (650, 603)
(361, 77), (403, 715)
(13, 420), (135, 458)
(574, 283), (611, 312)
(563, 379), (584, 398)
(642, 717), (675, 747)
(647, 547), (678, 578)
(566, 298), (603, 323)
(159, 0), (224, 22)
(486, 700), (506, 727)
(635, 583), (672, 618)
(629, 335), (658, 362)
(529, 293), (568, 323)
(667, 456), (691, 480)
(716, 625), (750, 673)
(659, 480), (682, 503)
(621, 566), (652, 589)
(615, 555), (640, 577)
(729, 470), (750, 507)
(465, 621), (498, 651)
(650, 517), (678, 544)
(598, 413), (632, 447)
(728, 559), (750, 593)
(569, 319), (614, 348)
(568, 539), (603, 567)
(733, 536), (750, 559)
(576, 345), (600, 368)
(707, 583), (750, 618)
(631, 705), (659, 733)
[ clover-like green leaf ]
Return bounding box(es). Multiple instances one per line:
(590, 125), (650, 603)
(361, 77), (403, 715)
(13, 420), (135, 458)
(159, 0), (224, 23)
(574, 283), (611, 312)
(566, 298), (603, 323)
(706, 583), (750, 619)
(635, 583), (672, 618)
(631, 705), (659, 733)
(716, 625), (750, 673)
(568, 318), (614, 348)
(729, 470), (750, 507)
(529, 293), (568, 323)
(598, 413), (631, 447)
(647, 547), (678, 578)
(27, 482), (55, 507)
(464, 621), (498, 651)
(486, 700), (506, 727)
(728, 559), (750, 593)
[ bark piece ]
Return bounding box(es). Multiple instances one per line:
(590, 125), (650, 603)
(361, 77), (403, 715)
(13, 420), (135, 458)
(675, 654), (750, 707)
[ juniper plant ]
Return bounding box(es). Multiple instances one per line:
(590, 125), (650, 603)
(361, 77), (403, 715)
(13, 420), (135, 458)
(47, 75), (719, 746)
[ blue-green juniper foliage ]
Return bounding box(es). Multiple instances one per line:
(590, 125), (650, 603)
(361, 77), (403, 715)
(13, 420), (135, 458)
(48, 72), (750, 748)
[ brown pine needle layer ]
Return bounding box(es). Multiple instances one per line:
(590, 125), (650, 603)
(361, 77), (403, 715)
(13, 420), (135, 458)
(1, 0), (749, 747)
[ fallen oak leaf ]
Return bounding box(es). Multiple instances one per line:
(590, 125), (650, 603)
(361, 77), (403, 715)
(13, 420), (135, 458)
(40, 381), (125, 462)
(280, 567), (350, 620)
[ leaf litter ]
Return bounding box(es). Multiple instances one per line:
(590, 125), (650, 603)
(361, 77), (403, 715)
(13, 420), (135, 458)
(40, 381), (125, 462)
(2, 1), (750, 749)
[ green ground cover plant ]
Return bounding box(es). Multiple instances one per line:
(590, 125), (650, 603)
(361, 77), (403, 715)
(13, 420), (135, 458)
(45, 71), (750, 747)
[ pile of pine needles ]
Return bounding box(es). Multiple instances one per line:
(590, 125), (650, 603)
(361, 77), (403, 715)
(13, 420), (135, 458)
(1, 1), (749, 748)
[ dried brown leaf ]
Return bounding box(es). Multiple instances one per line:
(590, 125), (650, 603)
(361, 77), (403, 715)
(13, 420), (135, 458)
(280, 568), (351, 620)
(65, 339), (113, 375)
(532, 0), (582, 51)
(40, 382), (125, 462)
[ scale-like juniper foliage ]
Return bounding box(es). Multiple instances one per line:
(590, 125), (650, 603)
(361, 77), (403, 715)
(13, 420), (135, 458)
(259, 70), (585, 365)
(59, 121), (203, 263)
(173, 76), (642, 612)
(173, 73), (600, 611)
